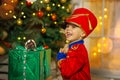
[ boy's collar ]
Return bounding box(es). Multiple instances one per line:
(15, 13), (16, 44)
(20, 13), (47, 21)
(69, 40), (84, 48)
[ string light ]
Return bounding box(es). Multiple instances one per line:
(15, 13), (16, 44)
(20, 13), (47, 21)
(61, 6), (65, 9)
(21, 2), (24, 5)
(100, 22), (102, 25)
(9, 10), (12, 13)
(32, 13), (36, 16)
(13, 15), (17, 19)
(93, 52), (97, 56)
(104, 8), (107, 12)
(104, 14), (108, 18)
(17, 37), (21, 40)
(23, 16), (26, 18)
(47, 14), (50, 16)
(40, 1), (43, 3)
(99, 16), (102, 20)
(21, 12), (24, 15)
(52, 3), (55, 6)
(5, 13), (8, 16)
(98, 49), (101, 53)
(3, 3), (7, 6)
(57, 4), (61, 7)
(23, 37), (26, 40)
(54, 21), (57, 24)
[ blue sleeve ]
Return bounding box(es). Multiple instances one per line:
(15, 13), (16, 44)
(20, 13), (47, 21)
(56, 52), (66, 61)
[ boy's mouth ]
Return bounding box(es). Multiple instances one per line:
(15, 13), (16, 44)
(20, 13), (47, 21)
(66, 32), (72, 38)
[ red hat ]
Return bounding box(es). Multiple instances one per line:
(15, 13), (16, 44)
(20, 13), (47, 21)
(66, 8), (97, 37)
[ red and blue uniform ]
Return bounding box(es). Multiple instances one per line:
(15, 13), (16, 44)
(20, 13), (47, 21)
(57, 40), (91, 80)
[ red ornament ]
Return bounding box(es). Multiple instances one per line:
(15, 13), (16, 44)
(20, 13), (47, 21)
(37, 11), (44, 17)
(51, 13), (57, 21)
(2, 41), (12, 48)
(43, 45), (49, 49)
(26, 1), (32, 6)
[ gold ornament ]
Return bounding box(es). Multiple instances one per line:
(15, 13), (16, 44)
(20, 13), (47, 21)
(41, 28), (46, 34)
(17, 18), (23, 25)
(60, 0), (66, 3)
(0, 46), (6, 55)
(68, 4), (72, 10)
(66, 8), (70, 13)
(46, 6), (51, 11)
(43, 0), (50, 4)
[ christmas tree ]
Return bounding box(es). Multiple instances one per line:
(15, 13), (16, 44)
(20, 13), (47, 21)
(0, 0), (72, 55)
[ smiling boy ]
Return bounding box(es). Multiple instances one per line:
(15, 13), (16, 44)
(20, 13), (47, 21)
(57, 8), (97, 80)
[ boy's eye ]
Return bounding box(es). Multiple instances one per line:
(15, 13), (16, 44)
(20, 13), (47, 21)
(66, 24), (69, 28)
(72, 25), (77, 28)
(66, 24), (70, 28)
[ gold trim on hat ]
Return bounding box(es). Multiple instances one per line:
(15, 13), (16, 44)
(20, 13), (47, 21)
(88, 17), (92, 30)
(68, 14), (89, 19)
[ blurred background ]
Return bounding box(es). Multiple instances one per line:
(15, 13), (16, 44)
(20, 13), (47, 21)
(0, 0), (120, 80)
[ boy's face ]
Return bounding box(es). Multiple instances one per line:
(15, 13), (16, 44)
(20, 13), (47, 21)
(65, 23), (86, 42)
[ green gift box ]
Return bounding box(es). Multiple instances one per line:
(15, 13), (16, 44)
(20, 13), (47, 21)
(8, 45), (51, 80)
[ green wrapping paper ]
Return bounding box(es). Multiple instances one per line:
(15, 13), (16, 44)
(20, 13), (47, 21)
(8, 45), (51, 80)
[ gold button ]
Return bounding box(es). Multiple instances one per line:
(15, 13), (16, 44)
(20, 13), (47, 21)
(67, 56), (69, 58)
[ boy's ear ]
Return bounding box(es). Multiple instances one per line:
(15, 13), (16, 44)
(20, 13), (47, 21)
(81, 32), (86, 37)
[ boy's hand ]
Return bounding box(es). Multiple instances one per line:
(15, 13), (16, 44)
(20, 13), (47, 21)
(59, 44), (68, 54)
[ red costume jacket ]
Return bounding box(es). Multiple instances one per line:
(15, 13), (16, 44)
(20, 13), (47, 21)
(58, 40), (91, 80)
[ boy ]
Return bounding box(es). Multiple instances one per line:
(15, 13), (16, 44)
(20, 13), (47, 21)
(57, 8), (97, 80)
